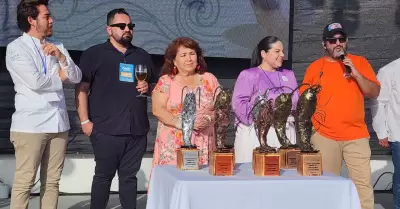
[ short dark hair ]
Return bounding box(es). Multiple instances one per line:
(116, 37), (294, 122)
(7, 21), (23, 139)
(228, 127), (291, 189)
(17, 0), (49, 32)
(107, 8), (130, 25)
(250, 36), (281, 67)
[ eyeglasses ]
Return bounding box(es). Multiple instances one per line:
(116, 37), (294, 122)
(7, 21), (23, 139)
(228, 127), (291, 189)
(109, 23), (135, 30)
(325, 37), (346, 44)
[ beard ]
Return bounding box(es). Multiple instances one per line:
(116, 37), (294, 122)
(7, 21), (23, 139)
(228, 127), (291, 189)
(37, 23), (53, 38)
(328, 46), (346, 59)
(118, 33), (133, 45)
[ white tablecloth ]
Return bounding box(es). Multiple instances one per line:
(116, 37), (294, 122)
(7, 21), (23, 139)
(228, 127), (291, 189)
(146, 163), (361, 209)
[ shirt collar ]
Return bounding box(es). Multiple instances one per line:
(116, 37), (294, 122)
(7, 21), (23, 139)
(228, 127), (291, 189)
(22, 32), (46, 46)
(104, 39), (136, 54)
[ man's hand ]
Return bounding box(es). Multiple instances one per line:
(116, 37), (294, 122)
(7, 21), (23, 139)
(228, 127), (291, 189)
(42, 42), (66, 63)
(136, 81), (148, 94)
(378, 137), (390, 148)
(58, 68), (68, 81)
(343, 57), (362, 79)
(81, 121), (94, 137)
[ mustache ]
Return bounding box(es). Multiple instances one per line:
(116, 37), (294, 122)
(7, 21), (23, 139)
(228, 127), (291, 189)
(123, 33), (132, 37)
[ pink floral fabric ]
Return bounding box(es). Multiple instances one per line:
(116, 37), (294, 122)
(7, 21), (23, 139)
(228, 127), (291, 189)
(150, 72), (220, 174)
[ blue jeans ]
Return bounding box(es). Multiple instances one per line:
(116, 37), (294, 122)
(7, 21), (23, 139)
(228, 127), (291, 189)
(390, 141), (400, 209)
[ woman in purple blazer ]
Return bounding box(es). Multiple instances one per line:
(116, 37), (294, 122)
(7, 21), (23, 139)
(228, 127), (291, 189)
(232, 36), (299, 163)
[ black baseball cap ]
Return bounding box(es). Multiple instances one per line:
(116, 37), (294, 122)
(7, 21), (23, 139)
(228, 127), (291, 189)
(323, 22), (347, 40)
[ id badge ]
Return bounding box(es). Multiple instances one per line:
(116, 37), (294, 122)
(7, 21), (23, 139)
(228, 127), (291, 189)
(119, 63), (134, 82)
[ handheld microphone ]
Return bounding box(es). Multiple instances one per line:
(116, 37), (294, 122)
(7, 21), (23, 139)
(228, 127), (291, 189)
(339, 51), (352, 74)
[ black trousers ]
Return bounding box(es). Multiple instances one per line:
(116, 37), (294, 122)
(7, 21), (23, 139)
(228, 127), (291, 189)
(90, 129), (147, 209)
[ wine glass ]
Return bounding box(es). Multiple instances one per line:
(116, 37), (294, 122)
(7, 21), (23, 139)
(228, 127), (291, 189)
(135, 64), (148, 97)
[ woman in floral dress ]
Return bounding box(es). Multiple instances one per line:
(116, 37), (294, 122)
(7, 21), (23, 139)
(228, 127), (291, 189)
(151, 37), (220, 174)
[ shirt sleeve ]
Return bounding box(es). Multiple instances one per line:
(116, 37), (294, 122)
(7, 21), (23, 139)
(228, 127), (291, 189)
(58, 44), (82, 84)
(152, 75), (171, 96)
(79, 49), (96, 84)
(232, 70), (255, 125)
(371, 66), (392, 139)
(358, 56), (380, 86)
(299, 63), (317, 95)
(6, 42), (63, 92)
(146, 54), (159, 85)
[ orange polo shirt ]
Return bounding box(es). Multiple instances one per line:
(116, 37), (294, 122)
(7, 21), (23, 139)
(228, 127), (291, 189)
(299, 54), (380, 140)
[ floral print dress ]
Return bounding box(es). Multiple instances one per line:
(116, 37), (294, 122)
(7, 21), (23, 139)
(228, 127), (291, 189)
(151, 72), (220, 172)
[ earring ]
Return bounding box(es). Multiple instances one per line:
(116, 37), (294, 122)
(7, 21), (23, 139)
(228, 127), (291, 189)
(196, 65), (200, 71)
(173, 66), (177, 74)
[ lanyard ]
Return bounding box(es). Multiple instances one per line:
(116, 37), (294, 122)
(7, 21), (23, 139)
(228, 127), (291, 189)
(30, 37), (47, 75)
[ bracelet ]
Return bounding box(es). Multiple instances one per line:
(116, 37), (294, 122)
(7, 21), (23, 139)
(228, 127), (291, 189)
(81, 120), (90, 125)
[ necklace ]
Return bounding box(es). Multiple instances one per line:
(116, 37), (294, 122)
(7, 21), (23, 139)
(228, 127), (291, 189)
(258, 66), (283, 93)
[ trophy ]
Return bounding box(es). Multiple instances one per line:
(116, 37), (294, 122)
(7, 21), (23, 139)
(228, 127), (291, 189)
(294, 84), (323, 176)
(273, 87), (301, 169)
(208, 87), (235, 176)
(250, 88), (280, 176)
(176, 87), (201, 170)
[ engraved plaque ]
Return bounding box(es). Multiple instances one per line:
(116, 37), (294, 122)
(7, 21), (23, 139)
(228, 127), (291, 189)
(177, 148), (200, 170)
(279, 148), (300, 169)
(254, 152), (281, 176)
(297, 152), (322, 176)
(209, 151), (235, 176)
(287, 149), (300, 168)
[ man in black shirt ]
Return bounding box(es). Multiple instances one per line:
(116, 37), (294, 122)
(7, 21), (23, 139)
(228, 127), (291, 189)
(75, 8), (157, 209)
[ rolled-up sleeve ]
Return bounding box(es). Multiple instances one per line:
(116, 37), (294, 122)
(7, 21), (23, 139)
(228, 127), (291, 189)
(58, 44), (82, 84)
(232, 70), (255, 125)
(6, 42), (63, 92)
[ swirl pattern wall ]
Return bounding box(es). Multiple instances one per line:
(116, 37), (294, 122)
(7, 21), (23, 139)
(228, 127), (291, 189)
(0, 0), (290, 59)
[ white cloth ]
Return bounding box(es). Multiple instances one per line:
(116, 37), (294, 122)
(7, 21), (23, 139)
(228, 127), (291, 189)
(146, 164), (361, 209)
(234, 116), (296, 163)
(5, 33), (82, 133)
(370, 58), (400, 142)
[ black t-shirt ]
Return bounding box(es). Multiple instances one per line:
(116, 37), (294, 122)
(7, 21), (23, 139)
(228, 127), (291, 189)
(79, 40), (158, 136)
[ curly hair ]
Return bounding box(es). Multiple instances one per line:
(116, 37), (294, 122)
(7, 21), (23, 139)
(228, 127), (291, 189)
(160, 37), (207, 76)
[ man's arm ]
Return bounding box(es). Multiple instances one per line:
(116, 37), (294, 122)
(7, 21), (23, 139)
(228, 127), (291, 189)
(371, 66), (392, 147)
(57, 44), (82, 84)
(343, 56), (380, 99)
(6, 42), (64, 91)
(75, 82), (92, 136)
(354, 75), (380, 99)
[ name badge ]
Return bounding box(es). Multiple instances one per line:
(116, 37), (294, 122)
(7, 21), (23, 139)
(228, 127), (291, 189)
(281, 75), (288, 82)
(119, 63), (134, 82)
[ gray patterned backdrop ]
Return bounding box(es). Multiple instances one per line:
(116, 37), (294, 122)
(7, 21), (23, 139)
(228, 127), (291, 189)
(0, 0), (290, 59)
(0, 0), (290, 154)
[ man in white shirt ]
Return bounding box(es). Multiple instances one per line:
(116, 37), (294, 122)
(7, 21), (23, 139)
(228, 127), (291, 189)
(371, 58), (400, 209)
(5, 0), (82, 208)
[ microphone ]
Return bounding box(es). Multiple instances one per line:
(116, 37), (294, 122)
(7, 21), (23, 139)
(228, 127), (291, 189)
(339, 51), (352, 74)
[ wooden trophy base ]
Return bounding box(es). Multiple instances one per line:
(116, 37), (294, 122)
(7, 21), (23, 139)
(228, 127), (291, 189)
(297, 152), (323, 176)
(253, 151), (281, 176)
(177, 147), (200, 170)
(209, 149), (235, 176)
(279, 148), (301, 169)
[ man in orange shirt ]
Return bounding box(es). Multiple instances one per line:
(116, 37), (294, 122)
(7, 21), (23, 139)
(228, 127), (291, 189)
(300, 22), (380, 209)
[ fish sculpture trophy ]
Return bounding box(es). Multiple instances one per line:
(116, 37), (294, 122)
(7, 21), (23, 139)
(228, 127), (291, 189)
(294, 84), (323, 176)
(208, 86), (235, 176)
(250, 88), (281, 176)
(176, 87), (201, 170)
(273, 86), (301, 169)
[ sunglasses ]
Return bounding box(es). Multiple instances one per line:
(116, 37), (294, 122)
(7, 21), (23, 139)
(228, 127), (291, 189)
(325, 37), (346, 44)
(109, 23), (135, 30)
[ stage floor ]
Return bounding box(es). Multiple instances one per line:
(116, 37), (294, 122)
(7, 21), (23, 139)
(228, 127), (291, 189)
(0, 193), (394, 209)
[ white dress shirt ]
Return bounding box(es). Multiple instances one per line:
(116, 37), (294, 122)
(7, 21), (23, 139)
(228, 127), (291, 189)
(371, 58), (400, 142)
(5, 33), (82, 133)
